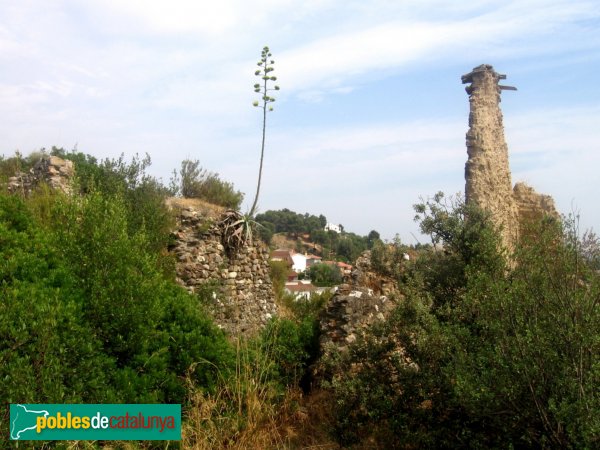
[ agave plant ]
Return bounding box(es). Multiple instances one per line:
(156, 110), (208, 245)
(248, 45), (279, 218)
(219, 209), (254, 255)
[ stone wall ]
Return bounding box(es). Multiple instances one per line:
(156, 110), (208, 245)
(318, 251), (402, 357)
(462, 64), (559, 250)
(7, 155), (74, 195)
(168, 199), (278, 335)
(351, 250), (399, 297)
(513, 182), (559, 225)
(319, 285), (398, 353)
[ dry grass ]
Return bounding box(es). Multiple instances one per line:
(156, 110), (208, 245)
(182, 339), (288, 449)
(181, 337), (339, 450)
(271, 233), (322, 255)
(164, 197), (225, 220)
(183, 386), (339, 450)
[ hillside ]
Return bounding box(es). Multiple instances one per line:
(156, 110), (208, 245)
(256, 208), (382, 263)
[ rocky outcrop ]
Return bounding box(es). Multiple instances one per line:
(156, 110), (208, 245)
(462, 64), (559, 250)
(168, 199), (278, 335)
(8, 155), (74, 195)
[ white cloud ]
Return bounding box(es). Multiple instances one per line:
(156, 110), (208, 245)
(507, 106), (600, 233)
(0, 0), (598, 240)
(276, 0), (599, 97)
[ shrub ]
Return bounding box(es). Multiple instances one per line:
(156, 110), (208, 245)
(260, 318), (319, 387)
(327, 194), (600, 448)
(0, 193), (116, 447)
(50, 190), (234, 401)
(177, 159), (244, 210)
(51, 148), (175, 255)
(307, 263), (342, 287)
(0, 188), (236, 445)
(370, 238), (407, 279)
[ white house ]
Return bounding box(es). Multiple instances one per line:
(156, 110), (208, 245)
(292, 252), (322, 272)
(324, 222), (341, 233)
(291, 253), (307, 272)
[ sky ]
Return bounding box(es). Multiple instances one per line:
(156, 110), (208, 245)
(1, 0), (599, 242)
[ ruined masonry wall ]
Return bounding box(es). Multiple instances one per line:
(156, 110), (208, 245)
(5, 156), (277, 335)
(318, 251), (402, 357)
(462, 65), (559, 250)
(8, 156), (74, 195)
(170, 207), (278, 335)
(513, 182), (560, 225)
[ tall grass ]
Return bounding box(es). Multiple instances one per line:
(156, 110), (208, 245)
(181, 338), (304, 449)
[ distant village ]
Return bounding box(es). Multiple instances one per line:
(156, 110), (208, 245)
(270, 222), (352, 299)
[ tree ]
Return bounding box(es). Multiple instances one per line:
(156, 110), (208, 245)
(249, 46), (280, 217)
(307, 263), (342, 287)
(180, 159), (206, 198)
(367, 229), (381, 249)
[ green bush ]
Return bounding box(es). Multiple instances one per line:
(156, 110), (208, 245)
(259, 288), (329, 390)
(327, 194), (600, 449)
(307, 263), (342, 287)
(0, 150), (46, 183)
(0, 188), (236, 446)
(260, 317), (319, 387)
(50, 190), (234, 401)
(369, 238), (407, 279)
(176, 159), (244, 210)
(268, 260), (289, 300)
(0, 194), (116, 447)
(51, 148), (175, 255)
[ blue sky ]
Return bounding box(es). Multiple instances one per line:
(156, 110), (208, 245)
(1, 0), (599, 242)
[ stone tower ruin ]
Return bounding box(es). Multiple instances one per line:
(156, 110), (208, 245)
(462, 64), (519, 250)
(462, 64), (558, 251)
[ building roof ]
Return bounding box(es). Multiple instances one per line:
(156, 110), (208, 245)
(323, 260), (353, 270)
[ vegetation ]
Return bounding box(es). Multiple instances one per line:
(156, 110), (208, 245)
(0, 150), (46, 181)
(326, 193), (600, 448)
(0, 149), (329, 449)
(172, 158), (244, 210)
(0, 174), (237, 448)
(306, 263), (342, 287)
(255, 209), (327, 237)
(2, 148), (598, 449)
(249, 45), (280, 218)
(268, 260), (290, 301)
(255, 207), (383, 263)
(369, 237), (409, 279)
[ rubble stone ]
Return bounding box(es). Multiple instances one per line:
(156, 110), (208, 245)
(7, 155), (74, 195)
